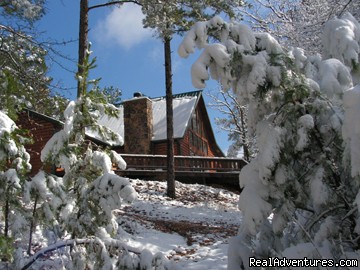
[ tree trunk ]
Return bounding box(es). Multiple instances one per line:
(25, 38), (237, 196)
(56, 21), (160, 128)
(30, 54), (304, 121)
(77, 0), (88, 98)
(239, 106), (250, 162)
(164, 36), (176, 198)
(75, 0), (89, 142)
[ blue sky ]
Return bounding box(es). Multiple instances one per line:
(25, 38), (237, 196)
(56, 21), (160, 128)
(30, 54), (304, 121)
(36, 0), (231, 153)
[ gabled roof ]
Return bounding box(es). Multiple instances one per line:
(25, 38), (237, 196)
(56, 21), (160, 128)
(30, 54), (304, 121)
(151, 91), (199, 141)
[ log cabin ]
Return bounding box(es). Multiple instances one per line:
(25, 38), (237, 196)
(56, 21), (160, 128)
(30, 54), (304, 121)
(16, 90), (226, 176)
(105, 90), (224, 157)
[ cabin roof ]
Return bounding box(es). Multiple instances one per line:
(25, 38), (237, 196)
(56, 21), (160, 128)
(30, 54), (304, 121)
(21, 109), (118, 146)
(93, 90), (202, 143)
(86, 110), (124, 146)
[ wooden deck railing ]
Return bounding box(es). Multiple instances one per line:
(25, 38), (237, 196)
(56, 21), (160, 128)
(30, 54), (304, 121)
(119, 154), (246, 172)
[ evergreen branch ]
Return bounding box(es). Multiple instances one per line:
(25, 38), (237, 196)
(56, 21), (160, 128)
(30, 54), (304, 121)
(0, 23), (77, 79)
(22, 237), (141, 270)
(342, 206), (357, 222)
(305, 204), (346, 231)
(292, 217), (330, 270)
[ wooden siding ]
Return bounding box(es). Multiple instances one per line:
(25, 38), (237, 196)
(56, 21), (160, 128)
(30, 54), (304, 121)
(152, 140), (182, 155)
(180, 132), (190, 156)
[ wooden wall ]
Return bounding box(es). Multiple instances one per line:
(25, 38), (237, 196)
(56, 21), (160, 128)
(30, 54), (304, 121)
(152, 140), (182, 155)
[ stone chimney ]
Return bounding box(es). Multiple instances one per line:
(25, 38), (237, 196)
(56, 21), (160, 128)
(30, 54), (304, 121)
(123, 94), (153, 154)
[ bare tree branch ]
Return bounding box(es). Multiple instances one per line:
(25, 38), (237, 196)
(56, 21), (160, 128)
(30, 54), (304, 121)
(88, 0), (142, 10)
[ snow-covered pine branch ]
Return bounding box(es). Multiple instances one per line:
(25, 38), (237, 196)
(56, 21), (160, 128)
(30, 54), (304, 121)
(237, 0), (360, 55)
(20, 232), (143, 270)
(0, 111), (32, 261)
(37, 98), (127, 220)
(1, 0), (44, 21)
(179, 12), (360, 270)
(0, 20), (63, 120)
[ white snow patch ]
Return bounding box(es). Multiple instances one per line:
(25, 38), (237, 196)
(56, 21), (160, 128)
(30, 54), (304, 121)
(343, 85), (360, 177)
(295, 114), (314, 151)
(256, 121), (285, 182)
(239, 161), (272, 235)
(92, 150), (113, 173)
(309, 167), (329, 210)
(323, 12), (360, 68)
(318, 58), (353, 100)
(85, 106), (124, 146)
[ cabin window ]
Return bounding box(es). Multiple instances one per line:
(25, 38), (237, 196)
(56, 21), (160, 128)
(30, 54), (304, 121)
(189, 130), (208, 156)
(191, 112), (198, 133)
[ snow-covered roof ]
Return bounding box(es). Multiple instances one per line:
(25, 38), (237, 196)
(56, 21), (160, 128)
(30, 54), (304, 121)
(86, 106), (125, 145)
(95, 91), (200, 143)
(151, 95), (197, 141)
(23, 108), (125, 147)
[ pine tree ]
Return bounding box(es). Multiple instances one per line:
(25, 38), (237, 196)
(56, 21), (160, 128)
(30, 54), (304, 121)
(179, 13), (360, 269)
(19, 50), (142, 269)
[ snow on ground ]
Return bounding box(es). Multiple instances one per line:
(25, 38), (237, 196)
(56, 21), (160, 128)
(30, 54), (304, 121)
(117, 179), (242, 269)
(0, 179), (241, 269)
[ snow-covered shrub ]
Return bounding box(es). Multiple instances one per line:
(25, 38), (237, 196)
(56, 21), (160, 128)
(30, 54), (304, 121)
(179, 13), (360, 270)
(0, 111), (32, 261)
